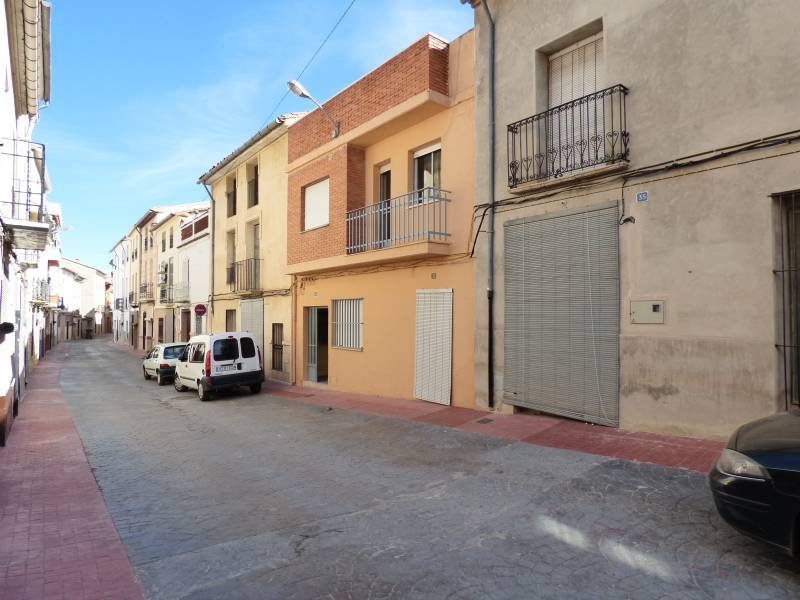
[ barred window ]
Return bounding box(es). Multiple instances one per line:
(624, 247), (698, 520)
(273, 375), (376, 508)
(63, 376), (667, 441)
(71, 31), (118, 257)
(332, 298), (363, 350)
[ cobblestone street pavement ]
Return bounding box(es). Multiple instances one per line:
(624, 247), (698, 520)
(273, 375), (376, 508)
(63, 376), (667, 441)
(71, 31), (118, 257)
(55, 339), (800, 599)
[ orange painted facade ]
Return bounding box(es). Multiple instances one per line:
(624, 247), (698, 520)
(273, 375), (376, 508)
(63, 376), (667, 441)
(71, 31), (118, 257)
(287, 31), (476, 408)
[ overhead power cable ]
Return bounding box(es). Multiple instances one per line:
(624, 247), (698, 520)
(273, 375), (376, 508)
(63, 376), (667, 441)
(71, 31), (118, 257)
(260, 0), (358, 127)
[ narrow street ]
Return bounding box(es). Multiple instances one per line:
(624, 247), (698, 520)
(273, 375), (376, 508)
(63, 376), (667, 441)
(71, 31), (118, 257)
(4, 338), (788, 599)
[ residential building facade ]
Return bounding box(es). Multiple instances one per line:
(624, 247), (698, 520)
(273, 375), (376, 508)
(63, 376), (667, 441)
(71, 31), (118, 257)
(110, 237), (130, 344)
(0, 0), (51, 444)
(174, 209), (210, 341)
(286, 32), (476, 407)
(200, 114), (301, 383)
(469, 0), (800, 437)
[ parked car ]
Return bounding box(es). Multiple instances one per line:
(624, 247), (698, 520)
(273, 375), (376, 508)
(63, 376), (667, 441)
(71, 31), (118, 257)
(174, 332), (263, 401)
(709, 410), (800, 556)
(142, 343), (188, 386)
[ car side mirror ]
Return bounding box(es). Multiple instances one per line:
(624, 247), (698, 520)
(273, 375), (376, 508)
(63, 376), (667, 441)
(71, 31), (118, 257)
(179, 352), (188, 362)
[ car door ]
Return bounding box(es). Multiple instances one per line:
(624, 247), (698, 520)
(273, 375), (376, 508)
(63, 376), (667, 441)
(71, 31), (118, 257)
(188, 342), (206, 387)
(211, 337), (238, 376)
(176, 343), (193, 387)
(145, 347), (159, 375)
(238, 335), (260, 374)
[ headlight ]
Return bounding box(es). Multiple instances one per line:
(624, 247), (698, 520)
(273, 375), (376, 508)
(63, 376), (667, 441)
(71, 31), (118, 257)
(716, 449), (770, 480)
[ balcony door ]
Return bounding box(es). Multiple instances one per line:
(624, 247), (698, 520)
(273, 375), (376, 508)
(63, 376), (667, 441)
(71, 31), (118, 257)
(548, 33), (603, 176)
(377, 165), (391, 247)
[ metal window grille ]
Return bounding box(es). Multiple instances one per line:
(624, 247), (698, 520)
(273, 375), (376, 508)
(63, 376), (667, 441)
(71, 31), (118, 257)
(271, 323), (284, 371)
(775, 190), (800, 409)
(332, 299), (363, 350)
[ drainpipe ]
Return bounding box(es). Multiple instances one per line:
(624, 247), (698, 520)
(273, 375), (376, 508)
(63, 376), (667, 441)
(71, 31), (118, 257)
(202, 183), (215, 327)
(481, 0), (496, 410)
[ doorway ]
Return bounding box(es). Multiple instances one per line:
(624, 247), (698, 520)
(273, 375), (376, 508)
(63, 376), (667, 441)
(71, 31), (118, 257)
(180, 310), (190, 342)
(305, 307), (328, 383)
(377, 166), (391, 247)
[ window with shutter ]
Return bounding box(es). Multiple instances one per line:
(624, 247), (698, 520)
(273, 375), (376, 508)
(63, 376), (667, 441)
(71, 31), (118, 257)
(303, 178), (330, 231)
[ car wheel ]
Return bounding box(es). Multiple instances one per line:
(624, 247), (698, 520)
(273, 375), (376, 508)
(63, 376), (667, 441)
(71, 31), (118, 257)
(198, 381), (212, 402)
(143, 367), (150, 380)
(157, 373), (165, 386)
(249, 382), (262, 394)
(174, 378), (186, 392)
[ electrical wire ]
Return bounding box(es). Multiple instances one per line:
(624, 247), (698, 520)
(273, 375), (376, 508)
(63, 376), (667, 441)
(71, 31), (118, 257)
(260, 0), (358, 127)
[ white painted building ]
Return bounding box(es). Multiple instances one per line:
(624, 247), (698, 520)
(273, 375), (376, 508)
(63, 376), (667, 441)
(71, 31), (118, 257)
(110, 237), (130, 344)
(174, 208), (210, 340)
(0, 0), (51, 441)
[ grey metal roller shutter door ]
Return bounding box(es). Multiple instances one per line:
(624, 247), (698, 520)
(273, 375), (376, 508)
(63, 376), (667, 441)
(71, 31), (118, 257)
(504, 204), (619, 426)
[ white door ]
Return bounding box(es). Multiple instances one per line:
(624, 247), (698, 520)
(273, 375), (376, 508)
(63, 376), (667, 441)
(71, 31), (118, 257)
(413, 289), (453, 405)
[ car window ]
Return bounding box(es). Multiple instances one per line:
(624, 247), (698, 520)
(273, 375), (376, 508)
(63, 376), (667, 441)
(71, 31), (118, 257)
(148, 348), (158, 359)
(213, 338), (239, 361)
(191, 343), (206, 363)
(163, 345), (186, 360)
(182, 344), (193, 361)
(240, 337), (256, 358)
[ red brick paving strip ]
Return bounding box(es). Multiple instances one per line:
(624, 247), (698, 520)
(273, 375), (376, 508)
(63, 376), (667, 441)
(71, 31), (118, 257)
(0, 347), (143, 600)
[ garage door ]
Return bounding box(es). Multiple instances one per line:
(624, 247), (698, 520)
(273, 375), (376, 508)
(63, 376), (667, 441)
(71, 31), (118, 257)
(504, 203), (619, 426)
(240, 299), (264, 352)
(414, 289), (453, 405)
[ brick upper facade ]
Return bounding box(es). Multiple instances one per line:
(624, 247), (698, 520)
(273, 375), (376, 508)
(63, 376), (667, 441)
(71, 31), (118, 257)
(287, 34), (449, 164)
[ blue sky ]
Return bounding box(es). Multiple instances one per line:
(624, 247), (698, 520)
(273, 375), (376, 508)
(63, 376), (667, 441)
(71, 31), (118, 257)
(36, 0), (474, 271)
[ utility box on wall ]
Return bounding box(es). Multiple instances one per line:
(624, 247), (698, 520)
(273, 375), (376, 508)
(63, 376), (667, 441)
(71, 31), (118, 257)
(630, 300), (665, 324)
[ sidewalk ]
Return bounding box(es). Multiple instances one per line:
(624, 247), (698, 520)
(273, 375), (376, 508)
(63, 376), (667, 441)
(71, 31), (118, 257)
(0, 345), (143, 600)
(263, 382), (725, 473)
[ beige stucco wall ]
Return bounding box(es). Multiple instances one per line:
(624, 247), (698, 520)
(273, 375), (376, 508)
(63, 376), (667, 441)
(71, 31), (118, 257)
(207, 125), (294, 382)
(471, 0), (800, 438)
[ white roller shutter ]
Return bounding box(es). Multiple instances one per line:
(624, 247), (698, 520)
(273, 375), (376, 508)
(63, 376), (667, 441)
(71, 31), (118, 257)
(303, 178), (329, 231)
(240, 299), (264, 352)
(504, 204), (619, 426)
(414, 289), (453, 405)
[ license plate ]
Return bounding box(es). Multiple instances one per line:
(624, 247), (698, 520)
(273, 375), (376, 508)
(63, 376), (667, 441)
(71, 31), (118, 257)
(217, 364), (236, 373)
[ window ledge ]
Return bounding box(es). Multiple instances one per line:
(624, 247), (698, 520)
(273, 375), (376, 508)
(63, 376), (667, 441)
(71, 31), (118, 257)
(509, 162), (628, 195)
(302, 224), (329, 234)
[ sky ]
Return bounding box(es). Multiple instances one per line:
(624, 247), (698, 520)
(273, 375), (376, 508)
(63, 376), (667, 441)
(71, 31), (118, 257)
(35, 0), (474, 271)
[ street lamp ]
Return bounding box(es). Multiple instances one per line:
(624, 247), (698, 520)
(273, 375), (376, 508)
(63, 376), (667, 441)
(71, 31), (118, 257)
(287, 79), (341, 138)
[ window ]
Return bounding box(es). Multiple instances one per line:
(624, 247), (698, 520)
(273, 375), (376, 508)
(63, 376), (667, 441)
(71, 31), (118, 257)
(190, 343), (205, 362)
(161, 232), (166, 252)
(225, 309), (236, 332)
(157, 318), (164, 342)
(240, 336), (256, 358)
(213, 338), (239, 361)
(195, 314), (203, 335)
(226, 231), (236, 284)
(548, 33), (602, 107)
(169, 228), (174, 248)
(163, 345), (186, 360)
(303, 178), (329, 231)
(413, 144), (441, 202)
(227, 177), (237, 217)
(332, 298), (363, 350)
(247, 163), (259, 208)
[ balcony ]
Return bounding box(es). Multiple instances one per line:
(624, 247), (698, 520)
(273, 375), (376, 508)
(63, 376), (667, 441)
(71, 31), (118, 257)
(158, 284), (173, 303)
(347, 188), (450, 254)
(228, 258), (261, 293)
(172, 284), (189, 303)
(139, 283), (154, 302)
(17, 248), (40, 267)
(507, 84), (629, 189)
(114, 298), (125, 310)
(0, 138), (51, 250)
(129, 291), (137, 307)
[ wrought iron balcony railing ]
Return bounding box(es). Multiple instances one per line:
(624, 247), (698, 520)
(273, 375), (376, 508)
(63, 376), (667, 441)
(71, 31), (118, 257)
(159, 284), (174, 303)
(228, 258), (261, 293)
(115, 298), (125, 310)
(139, 283), (154, 301)
(31, 280), (49, 303)
(129, 291), (137, 306)
(346, 187), (450, 255)
(507, 84), (629, 188)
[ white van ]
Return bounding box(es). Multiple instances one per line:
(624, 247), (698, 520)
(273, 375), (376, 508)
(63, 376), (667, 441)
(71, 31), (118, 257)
(174, 332), (263, 401)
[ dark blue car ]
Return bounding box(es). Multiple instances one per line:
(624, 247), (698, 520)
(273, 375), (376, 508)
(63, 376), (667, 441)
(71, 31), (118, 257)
(709, 411), (800, 555)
